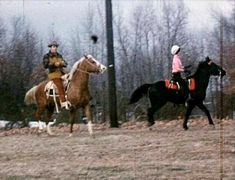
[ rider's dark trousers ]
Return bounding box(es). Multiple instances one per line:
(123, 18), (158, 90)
(172, 72), (183, 83)
(172, 72), (189, 96)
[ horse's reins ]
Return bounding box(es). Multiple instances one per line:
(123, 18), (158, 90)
(65, 59), (94, 97)
(209, 60), (223, 77)
(76, 58), (101, 75)
(76, 68), (93, 75)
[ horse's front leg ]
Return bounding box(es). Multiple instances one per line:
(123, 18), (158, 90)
(35, 106), (46, 134)
(69, 108), (77, 137)
(45, 105), (55, 136)
(183, 101), (195, 130)
(147, 107), (155, 127)
(196, 102), (215, 126)
(84, 104), (93, 136)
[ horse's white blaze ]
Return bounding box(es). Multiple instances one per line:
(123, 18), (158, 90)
(87, 121), (93, 135)
(89, 55), (107, 73)
(100, 64), (107, 73)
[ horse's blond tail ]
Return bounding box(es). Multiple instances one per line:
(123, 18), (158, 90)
(24, 86), (38, 105)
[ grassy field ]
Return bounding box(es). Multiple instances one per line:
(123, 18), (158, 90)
(0, 119), (234, 180)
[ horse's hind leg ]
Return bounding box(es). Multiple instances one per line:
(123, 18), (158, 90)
(69, 108), (77, 136)
(35, 106), (46, 133)
(183, 101), (195, 130)
(147, 107), (156, 127)
(196, 102), (215, 126)
(147, 102), (166, 127)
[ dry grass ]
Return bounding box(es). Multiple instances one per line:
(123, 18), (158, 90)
(0, 119), (234, 180)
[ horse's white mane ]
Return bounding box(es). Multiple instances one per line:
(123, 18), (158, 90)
(68, 55), (94, 80)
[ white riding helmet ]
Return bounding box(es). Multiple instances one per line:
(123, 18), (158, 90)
(171, 45), (180, 55)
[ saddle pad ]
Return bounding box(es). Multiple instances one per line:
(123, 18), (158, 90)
(44, 74), (70, 95)
(165, 80), (179, 90)
(44, 81), (58, 96)
(188, 78), (196, 91)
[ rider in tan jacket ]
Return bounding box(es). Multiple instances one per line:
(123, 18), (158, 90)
(43, 41), (70, 110)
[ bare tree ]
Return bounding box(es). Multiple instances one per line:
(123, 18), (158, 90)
(159, 0), (189, 77)
(0, 17), (6, 59)
(0, 16), (40, 122)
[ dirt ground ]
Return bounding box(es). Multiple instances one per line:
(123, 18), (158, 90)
(0, 119), (234, 180)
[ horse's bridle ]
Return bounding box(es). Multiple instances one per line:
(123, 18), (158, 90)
(208, 60), (223, 77)
(76, 57), (101, 75)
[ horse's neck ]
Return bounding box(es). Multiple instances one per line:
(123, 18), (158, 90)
(70, 71), (89, 90)
(193, 71), (210, 91)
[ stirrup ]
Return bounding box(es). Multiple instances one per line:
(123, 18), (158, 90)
(176, 82), (180, 90)
(61, 101), (71, 110)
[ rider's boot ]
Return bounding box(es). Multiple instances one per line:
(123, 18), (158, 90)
(61, 101), (71, 110)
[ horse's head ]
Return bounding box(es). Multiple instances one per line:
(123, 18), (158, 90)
(81, 54), (107, 74)
(199, 57), (226, 77)
(69, 55), (107, 80)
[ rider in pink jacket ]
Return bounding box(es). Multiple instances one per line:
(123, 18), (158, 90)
(172, 54), (184, 73)
(170, 45), (189, 99)
(171, 45), (184, 73)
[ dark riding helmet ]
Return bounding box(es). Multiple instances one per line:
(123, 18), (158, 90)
(48, 41), (59, 48)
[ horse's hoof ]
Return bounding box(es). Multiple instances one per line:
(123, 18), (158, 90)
(37, 129), (43, 135)
(209, 124), (215, 130)
(48, 133), (55, 136)
(183, 125), (188, 130)
(37, 132), (42, 136)
(91, 134), (95, 139)
(147, 121), (155, 127)
(46, 128), (54, 136)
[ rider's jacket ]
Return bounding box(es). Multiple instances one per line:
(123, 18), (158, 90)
(43, 52), (67, 80)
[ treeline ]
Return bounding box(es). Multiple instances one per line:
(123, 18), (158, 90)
(0, 17), (42, 123)
(0, 1), (234, 123)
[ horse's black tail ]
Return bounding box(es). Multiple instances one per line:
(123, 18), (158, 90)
(129, 84), (152, 104)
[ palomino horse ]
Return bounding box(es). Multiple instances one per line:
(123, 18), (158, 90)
(129, 57), (226, 130)
(25, 55), (106, 136)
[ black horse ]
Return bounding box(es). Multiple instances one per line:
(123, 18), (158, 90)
(129, 57), (226, 130)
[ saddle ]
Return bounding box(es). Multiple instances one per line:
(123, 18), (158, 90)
(44, 74), (71, 113)
(165, 78), (196, 91)
(188, 78), (196, 91)
(165, 80), (180, 90)
(44, 74), (70, 97)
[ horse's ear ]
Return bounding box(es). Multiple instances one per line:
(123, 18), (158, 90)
(84, 54), (88, 59)
(205, 56), (211, 62)
(205, 56), (213, 65)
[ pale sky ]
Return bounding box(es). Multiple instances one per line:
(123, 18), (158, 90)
(0, 0), (233, 44)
